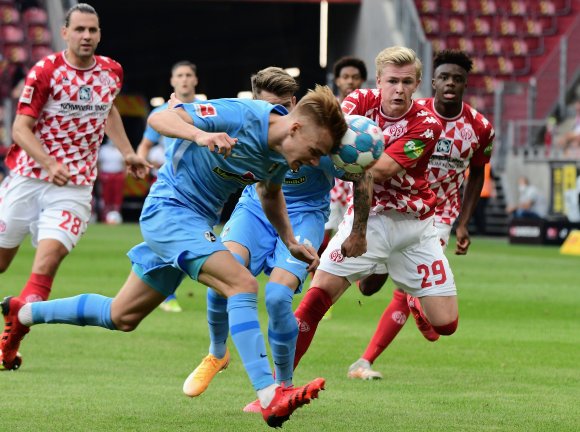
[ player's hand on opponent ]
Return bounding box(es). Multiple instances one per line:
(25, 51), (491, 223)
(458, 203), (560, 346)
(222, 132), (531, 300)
(288, 243), (320, 272)
(341, 231), (367, 258)
(194, 130), (238, 158)
(454, 225), (471, 255)
(124, 154), (153, 179)
(46, 159), (71, 186)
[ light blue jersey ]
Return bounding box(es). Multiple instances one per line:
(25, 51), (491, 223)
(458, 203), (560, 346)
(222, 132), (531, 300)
(143, 98), (203, 147)
(148, 99), (289, 226)
(128, 99), (290, 295)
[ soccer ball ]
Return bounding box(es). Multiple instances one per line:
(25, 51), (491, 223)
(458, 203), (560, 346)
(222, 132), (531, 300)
(105, 210), (123, 225)
(331, 115), (385, 174)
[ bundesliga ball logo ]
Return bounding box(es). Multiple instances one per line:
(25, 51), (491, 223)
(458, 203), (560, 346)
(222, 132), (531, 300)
(331, 115), (385, 174)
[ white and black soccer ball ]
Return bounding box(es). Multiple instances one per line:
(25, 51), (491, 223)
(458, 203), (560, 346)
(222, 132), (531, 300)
(331, 115), (385, 174)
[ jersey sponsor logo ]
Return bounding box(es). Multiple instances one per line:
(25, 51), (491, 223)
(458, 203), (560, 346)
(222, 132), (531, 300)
(284, 175), (306, 185)
(212, 167), (258, 185)
(429, 154), (467, 170)
(204, 231), (217, 242)
(329, 248), (344, 263)
(436, 138), (452, 155)
(79, 86), (92, 102)
(194, 103), (217, 117)
(403, 139), (426, 159)
(342, 100), (356, 114)
(484, 141), (494, 156)
(20, 86), (34, 104)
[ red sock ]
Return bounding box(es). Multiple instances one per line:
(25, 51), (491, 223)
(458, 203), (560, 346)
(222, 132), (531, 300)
(362, 290), (410, 363)
(293, 287), (332, 370)
(18, 273), (53, 303)
(317, 232), (331, 256)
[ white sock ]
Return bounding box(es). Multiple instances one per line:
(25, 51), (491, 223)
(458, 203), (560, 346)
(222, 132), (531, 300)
(18, 303), (33, 326)
(257, 383), (279, 408)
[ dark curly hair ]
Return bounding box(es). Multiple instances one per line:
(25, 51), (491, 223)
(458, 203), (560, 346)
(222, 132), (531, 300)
(433, 50), (473, 74)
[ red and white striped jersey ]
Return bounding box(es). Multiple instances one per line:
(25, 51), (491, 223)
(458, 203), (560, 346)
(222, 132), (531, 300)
(329, 178), (351, 206)
(6, 51), (123, 186)
(342, 88), (442, 220)
(416, 98), (495, 225)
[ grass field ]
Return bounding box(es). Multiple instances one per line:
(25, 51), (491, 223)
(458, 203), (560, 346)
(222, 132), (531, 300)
(1, 223), (579, 431)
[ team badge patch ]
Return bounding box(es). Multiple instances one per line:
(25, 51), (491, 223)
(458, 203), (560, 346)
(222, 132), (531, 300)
(194, 103), (217, 117)
(20, 86), (34, 104)
(403, 139), (426, 159)
(329, 249), (344, 263)
(79, 86), (92, 101)
(342, 100), (356, 114)
(204, 231), (217, 242)
(436, 138), (452, 154)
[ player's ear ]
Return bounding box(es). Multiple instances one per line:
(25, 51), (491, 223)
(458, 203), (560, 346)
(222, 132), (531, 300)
(290, 121), (301, 136)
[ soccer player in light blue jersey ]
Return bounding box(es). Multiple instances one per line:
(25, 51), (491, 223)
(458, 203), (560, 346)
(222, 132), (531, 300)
(182, 68), (373, 413)
(1, 85), (347, 428)
(136, 60), (200, 313)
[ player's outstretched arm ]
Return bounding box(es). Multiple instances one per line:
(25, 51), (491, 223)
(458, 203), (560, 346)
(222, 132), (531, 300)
(340, 171), (373, 257)
(256, 181), (319, 271)
(12, 114), (70, 185)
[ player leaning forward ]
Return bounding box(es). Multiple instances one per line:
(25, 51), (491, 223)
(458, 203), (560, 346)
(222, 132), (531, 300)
(1, 85), (347, 427)
(0, 3), (149, 367)
(292, 46), (459, 371)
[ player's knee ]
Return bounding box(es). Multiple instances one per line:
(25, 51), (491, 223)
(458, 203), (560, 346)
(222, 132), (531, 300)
(265, 285), (293, 317)
(357, 273), (388, 296)
(111, 314), (142, 332)
(433, 317), (458, 336)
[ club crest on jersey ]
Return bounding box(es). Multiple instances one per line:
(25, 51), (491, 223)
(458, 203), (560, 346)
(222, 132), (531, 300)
(194, 103), (217, 117)
(204, 231), (217, 242)
(461, 128), (474, 141)
(79, 86), (92, 102)
(20, 86), (34, 104)
(403, 139), (426, 159)
(436, 138), (452, 155)
(386, 123), (406, 139)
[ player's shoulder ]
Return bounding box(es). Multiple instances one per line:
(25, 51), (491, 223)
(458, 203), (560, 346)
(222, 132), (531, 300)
(149, 102), (169, 116)
(342, 88), (381, 114)
(408, 101), (443, 130)
(95, 55), (123, 73)
(462, 102), (494, 132)
(28, 51), (62, 77)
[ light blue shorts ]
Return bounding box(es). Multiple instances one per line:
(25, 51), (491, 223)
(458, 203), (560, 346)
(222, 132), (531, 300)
(128, 196), (227, 297)
(221, 200), (325, 293)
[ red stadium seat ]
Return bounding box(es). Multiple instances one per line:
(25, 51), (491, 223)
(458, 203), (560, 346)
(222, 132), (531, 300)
(415, 0), (438, 14)
(30, 45), (53, 63)
(508, 0), (528, 16)
(429, 37), (448, 53)
(466, 0), (497, 15)
(27, 24), (52, 46)
(440, 0), (467, 14)
(421, 16), (440, 35)
(0, 24), (24, 44)
(0, 4), (19, 25)
(2, 44), (28, 63)
(22, 7), (48, 25)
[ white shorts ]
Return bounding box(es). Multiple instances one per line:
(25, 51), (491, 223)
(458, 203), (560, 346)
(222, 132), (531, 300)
(0, 174), (92, 251)
(324, 201), (347, 231)
(434, 221), (452, 251)
(319, 210), (456, 298)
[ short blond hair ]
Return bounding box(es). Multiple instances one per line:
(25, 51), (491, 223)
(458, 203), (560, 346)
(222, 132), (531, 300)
(375, 46), (422, 81)
(294, 85), (346, 153)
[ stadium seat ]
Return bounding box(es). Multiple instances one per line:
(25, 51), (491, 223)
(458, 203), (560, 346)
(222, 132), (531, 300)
(440, 0), (467, 14)
(0, 4), (19, 25)
(415, 0), (438, 14)
(27, 24), (52, 46)
(429, 37), (448, 53)
(466, 0), (497, 15)
(30, 45), (53, 63)
(0, 24), (24, 44)
(421, 16), (440, 35)
(2, 44), (28, 63)
(22, 7), (48, 26)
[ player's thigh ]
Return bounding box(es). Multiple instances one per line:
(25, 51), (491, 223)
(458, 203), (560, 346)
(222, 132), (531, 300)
(388, 221), (456, 299)
(221, 203), (277, 276)
(35, 184), (92, 251)
(420, 295), (458, 326)
(266, 211), (325, 293)
(0, 174), (42, 248)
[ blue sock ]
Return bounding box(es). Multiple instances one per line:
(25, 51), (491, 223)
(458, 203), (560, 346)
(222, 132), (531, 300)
(30, 294), (116, 330)
(227, 292), (273, 391)
(207, 288), (228, 359)
(265, 282), (297, 386)
(206, 252), (246, 358)
(164, 293), (177, 302)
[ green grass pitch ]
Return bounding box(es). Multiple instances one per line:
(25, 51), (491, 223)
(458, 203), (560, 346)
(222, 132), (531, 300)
(1, 223), (579, 431)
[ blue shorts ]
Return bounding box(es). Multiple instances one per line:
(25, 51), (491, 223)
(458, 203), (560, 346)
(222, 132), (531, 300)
(221, 200), (325, 293)
(127, 196), (227, 297)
